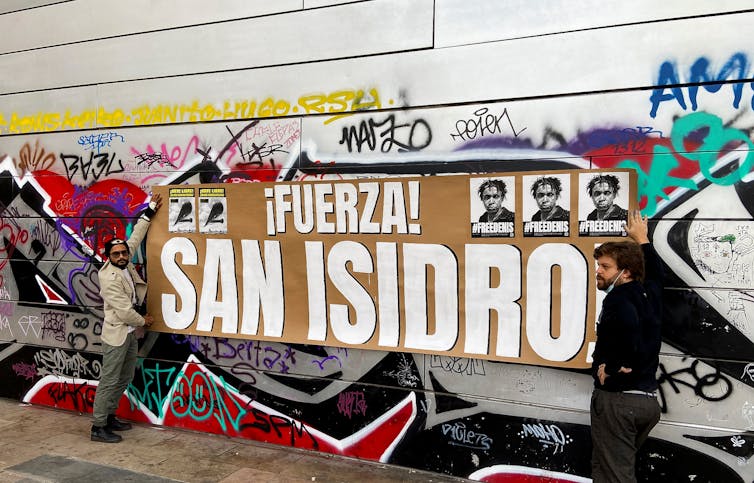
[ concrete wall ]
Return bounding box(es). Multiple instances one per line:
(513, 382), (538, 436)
(1, 1), (754, 480)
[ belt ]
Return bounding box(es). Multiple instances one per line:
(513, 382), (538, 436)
(622, 389), (656, 397)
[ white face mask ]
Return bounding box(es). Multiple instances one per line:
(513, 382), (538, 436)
(602, 269), (625, 294)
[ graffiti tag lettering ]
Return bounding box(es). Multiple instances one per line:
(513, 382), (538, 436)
(78, 132), (124, 153)
(339, 114), (432, 153)
(337, 391), (368, 419)
(60, 152), (125, 182)
(450, 108), (526, 141)
(520, 422), (571, 454)
(441, 421), (493, 450)
(657, 359), (733, 413)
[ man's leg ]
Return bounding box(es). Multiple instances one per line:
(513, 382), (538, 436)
(91, 341), (128, 442)
(109, 333), (138, 414)
(92, 341), (128, 427)
(591, 390), (610, 482)
(635, 396), (661, 448)
(105, 333), (138, 431)
(591, 390), (638, 483)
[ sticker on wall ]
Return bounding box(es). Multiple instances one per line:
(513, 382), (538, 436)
(470, 176), (515, 238)
(577, 172), (629, 237)
(522, 174), (570, 237)
(168, 188), (196, 233)
(198, 188), (227, 234)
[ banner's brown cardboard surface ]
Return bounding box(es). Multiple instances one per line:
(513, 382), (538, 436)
(147, 169), (637, 368)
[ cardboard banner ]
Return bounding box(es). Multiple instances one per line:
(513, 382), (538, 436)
(147, 169), (636, 369)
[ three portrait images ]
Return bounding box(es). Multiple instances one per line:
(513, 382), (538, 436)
(470, 171), (631, 238)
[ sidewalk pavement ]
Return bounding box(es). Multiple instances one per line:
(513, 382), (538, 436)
(0, 398), (472, 483)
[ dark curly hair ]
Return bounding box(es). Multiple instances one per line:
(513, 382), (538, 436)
(587, 174), (620, 196)
(477, 179), (507, 200)
(593, 241), (645, 282)
(530, 176), (562, 198)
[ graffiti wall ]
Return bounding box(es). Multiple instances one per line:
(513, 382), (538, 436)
(1, 1), (754, 481)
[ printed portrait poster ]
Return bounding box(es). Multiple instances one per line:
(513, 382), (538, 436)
(470, 176), (516, 238)
(198, 188), (228, 234)
(168, 188), (196, 233)
(522, 174), (571, 237)
(147, 169), (636, 370)
(577, 172), (630, 237)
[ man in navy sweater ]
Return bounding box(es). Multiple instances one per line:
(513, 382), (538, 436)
(590, 210), (663, 482)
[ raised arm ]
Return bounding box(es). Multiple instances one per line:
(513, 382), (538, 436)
(626, 209), (663, 294)
(126, 193), (163, 253)
(625, 209), (649, 245)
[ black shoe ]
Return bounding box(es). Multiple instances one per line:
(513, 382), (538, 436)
(106, 414), (132, 431)
(91, 425), (122, 443)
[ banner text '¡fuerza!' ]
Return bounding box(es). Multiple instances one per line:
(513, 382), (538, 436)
(265, 181), (422, 236)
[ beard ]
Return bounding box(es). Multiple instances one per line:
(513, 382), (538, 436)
(112, 258), (129, 269)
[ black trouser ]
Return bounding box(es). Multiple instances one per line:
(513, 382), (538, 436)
(591, 388), (661, 483)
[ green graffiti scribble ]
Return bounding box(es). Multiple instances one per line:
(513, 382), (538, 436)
(718, 234), (736, 244)
(618, 144), (697, 216)
(617, 112), (754, 216)
(672, 112), (754, 186)
(126, 359), (177, 418)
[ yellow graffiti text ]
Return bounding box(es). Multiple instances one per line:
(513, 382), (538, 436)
(0, 88), (383, 134)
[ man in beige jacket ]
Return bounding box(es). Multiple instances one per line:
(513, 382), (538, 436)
(91, 193), (162, 443)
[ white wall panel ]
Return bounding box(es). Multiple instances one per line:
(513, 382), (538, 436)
(0, 0), (66, 16)
(0, 0), (433, 94)
(304, 0), (366, 7)
(0, 84), (99, 135)
(435, 0), (752, 48)
(0, 11), (750, 135)
(0, 0), (303, 55)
